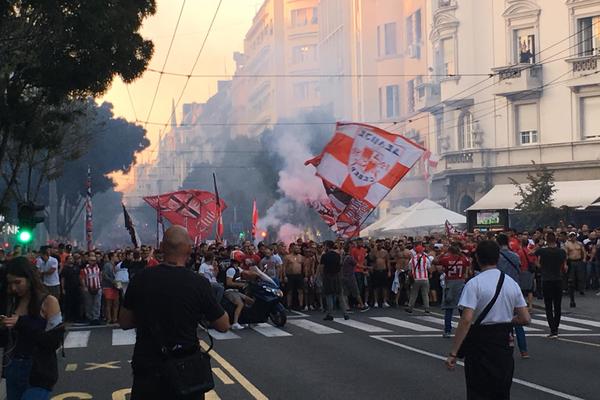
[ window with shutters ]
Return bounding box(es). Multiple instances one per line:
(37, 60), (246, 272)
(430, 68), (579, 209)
(458, 111), (474, 149)
(516, 103), (538, 145)
(580, 96), (600, 139)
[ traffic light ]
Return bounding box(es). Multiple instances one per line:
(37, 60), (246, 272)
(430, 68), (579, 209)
(17, 202), (45, 244)
(239, 232), (245, 239)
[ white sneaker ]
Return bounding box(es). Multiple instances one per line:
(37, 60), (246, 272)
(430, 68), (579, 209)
(374, 302), (380, 308)
(383, 302), (391, 308)
(231, 323), (244, 330)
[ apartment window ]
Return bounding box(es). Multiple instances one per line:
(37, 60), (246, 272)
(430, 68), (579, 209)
(441, 38), (456, 75)
(578, 16), (600, 57)
(458, 111), (474, 149)
(516, 103), (538, 145)
(515, 28), (535, 64)
(407, 80), (415, 114)
(293, 81), (319, 101)
(292, 44), (317, 64)
(406, 10), (422, 59)
(291, 7), (318, 28)
(581, 95), (600, 139)
(385, 85), (400, 118)
(435, 113), (444, 152)
(378, 23), (397, 56)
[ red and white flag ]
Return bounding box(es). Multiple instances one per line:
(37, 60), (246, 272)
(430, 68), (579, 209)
(306, 123), (426, 237)
(251, 200), (258, 240)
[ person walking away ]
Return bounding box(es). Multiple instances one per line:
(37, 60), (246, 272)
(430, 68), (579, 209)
(565, 232), (586, 307)
(35, 246), (60, 301)
(80, 255), (102, 325)
(446, 241), (531, 400)
(102, 252), (120, 324)
(60, 255), (81, 322)
(2, 257), (64, 400)
(535, 232), (567, 337)
(119, 226), (230, 400)
(435, 245), (470, 338)
(406, 245), (431, 313)
(496, 234), (529, 359)
(321, 241), (349, 321)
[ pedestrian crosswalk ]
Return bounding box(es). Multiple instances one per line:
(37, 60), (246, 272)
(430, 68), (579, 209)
(63, 313), (600, 348)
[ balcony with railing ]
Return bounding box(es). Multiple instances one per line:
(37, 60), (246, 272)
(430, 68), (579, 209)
(492, 64), (543, 97)
(565, 55), (600, 87)
(415, 80), (441, 112)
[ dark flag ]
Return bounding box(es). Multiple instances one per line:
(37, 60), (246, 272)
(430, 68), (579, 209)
(213, 173), (224, 241)
(122, 203), (139, 248)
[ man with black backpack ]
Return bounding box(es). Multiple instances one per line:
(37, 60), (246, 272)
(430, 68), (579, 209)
(445, 240), (530, 400)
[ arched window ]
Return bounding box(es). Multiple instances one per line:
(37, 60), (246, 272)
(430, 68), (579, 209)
(458, 111), (474, 149)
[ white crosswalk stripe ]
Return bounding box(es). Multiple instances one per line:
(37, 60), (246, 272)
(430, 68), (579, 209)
(537, 314), (600, 328)
(251, 323), (292, 337)
(287, 319), (342, 334)
(209, 329), (241, 340)
(417, 316), (457, 328)
(112, 329), (136, 346)
(64, 331), (91, 349)
(370, 317), (438, 332)
(333, 318), (392, 333)
(529, 318), (589, 331)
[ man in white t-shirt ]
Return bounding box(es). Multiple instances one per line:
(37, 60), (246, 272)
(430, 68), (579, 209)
(36, 246), (61, 299)
(446, 240), (530, 400)
(198, 253), (224, 304)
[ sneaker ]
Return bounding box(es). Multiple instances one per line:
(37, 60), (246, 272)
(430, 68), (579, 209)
(302, 306), (309, 311)
(424, 309), (431, 314)
(442, 332), (452, 339)
(231, 323), (244, 330)
(520, 352), (530, 359)
(323, 314), (334, 321)
(383, 302), (391, 308)
(374, 302), (380, 308)
(359, 305), (370, 312)
(405, 307), (413, 313)
(343, 314), (350, 320)
(570, 301), (576, 308)
(546, 333), (558, 339)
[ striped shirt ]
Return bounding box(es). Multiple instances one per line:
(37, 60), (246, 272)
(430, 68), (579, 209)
(410, 254), (431, 281)
(81, 265), (101, 291)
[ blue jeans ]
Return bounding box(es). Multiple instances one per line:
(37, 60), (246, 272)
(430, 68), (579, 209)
(514, 325), (527, 353)
(444, 308), (454, 333)
(5, 358), (51, 400)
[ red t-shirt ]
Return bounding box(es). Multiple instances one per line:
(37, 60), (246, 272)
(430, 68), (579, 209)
(439, 254), (470, 281)
(350, 247), (367, 273)
(242, 254), (261, 270)
(146, 258), (159, 267)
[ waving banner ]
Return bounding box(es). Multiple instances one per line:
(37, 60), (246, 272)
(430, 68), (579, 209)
(306, 122), (425, 237)
(144, 190), (227, 241)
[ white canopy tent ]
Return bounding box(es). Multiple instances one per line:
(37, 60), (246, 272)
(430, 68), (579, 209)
(380, 199), (466, 236)
(466, 180), (600, 211)
(361, 205), (407, 237)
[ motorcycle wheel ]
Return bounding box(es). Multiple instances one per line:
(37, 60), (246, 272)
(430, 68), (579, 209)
(269, 310), (287, 327)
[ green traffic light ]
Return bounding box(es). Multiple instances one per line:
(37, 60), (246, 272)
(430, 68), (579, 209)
(18, 230), (32, 243)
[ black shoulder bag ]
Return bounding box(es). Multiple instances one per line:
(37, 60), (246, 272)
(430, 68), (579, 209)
(152, 322), (215, 396)
(457, 272), (505, 358)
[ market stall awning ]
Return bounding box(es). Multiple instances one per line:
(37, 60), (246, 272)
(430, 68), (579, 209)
(361, 205), (407, 237)
(466, 180), (600, 211)
(381, 199), (466, 235)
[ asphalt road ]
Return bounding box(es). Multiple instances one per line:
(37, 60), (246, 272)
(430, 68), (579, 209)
(52, 307), (600, 400)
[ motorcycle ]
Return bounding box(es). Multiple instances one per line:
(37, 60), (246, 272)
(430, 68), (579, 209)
(221, 266), (287, 327)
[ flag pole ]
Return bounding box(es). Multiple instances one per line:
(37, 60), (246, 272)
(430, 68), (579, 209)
(213, 172), (222, 242)
(156, 195), (161, 249)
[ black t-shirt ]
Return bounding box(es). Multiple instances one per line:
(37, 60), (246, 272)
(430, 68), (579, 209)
(60, 265), (81, 290)
(127, 260), (146, 280)
(320, 251), (341, 274)
(534, 247), (567, 282)
(123, 264), (225, 372)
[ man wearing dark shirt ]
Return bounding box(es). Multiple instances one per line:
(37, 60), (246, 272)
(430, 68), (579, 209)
(320, 240), (348, 321)
(535, 232), (567, 337)
(119, 226), (229, 400)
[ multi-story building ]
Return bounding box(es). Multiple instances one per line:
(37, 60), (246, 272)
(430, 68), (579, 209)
(231, 0), (321, 136)
(418, 0), (600, 212)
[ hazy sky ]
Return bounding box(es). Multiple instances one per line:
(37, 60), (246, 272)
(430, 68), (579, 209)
(102, 0), (262, 190)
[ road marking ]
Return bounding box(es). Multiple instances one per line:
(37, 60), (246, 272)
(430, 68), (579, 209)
(112, 389), (130, 400)
(530, 319), (589, 331)
(64, 331), (91, 348)
(333, 318), (392, 333)
(370, 317), (438, 332)
(84, 361), (120, 371)
(288, 319), (342, 334)
(200, 341), (268, 400)
(557, 337), (600, 348)
(209, 329), (241, 340)
(112, 329), (136, 346)
(372, 336), (585, 400)
(64, 363), (78, 372)
(52, 393), (93, 400)
(206, 391), (221, 400)
(290, 310), (309, 317)
(251, 323), (292, 337)
(212, 367), (235, 384)
(536, 314), (600, 328)
(417, 316), (458, 328)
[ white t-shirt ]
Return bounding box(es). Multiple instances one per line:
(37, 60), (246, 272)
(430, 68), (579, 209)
(458, 268), (526, 325)
(199, 262), (217, 283)
(36, 256), (60, 287)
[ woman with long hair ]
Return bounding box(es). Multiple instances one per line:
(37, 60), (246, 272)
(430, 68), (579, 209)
(2, 257), (64, 400)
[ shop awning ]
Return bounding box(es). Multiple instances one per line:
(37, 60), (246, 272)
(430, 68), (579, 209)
(466, 180), (600, 211)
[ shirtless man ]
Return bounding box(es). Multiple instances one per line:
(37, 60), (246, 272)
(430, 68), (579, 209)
(302, 246), (318, 310)
(565, 232), (587, 307)
(393, 242), (412, 306)
(371, 241), (391, 308)
(284, 244), (305, 309)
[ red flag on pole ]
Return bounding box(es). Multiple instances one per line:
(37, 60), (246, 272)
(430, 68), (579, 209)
(251, 200), (258, 240)
(213, 173), (223, 242)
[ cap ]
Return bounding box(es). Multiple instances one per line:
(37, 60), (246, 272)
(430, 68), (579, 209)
(568, 232), (577, 237)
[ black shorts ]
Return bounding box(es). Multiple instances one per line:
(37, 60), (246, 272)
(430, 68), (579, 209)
(287, 274), (304, 292)
(372, 270), (388, 289)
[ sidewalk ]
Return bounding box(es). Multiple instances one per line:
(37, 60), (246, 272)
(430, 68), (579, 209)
(533, 290), (600, 321)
